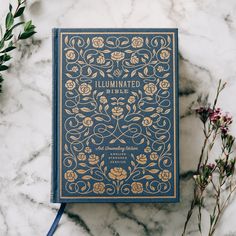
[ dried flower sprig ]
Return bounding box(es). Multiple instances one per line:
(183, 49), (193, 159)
(182, 80), (236, 236)
(0, 0), (36, 92)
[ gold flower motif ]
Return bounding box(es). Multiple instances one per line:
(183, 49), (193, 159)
(72, 107), (79, 113)
(65, 80), (75, 90)
(150, 152), (159, 161)
(88, 154), (99, 165)
(108, 167), (127, 180)
(100, 96), (108, 104)
(160, 50), (170, 60)
(136, 154), (147, 165)
(159, 169), (172, 182)
(142, 117), (153, 127)
(84, 146), (92, 153)
(112, 106), (123, 117)
(128, 96), (136, 104)
(64, 170), (78, 182)
(131, 37), (144, 48)
(71, 66), (79, 72)
(97, 55), (105, 64)
(131, 182), (143, 194)
(66, 50), (76, 60)
(83, 117), (93, 127)
(144, 146), (151, 153)
(156, 107), (163, 113)
(143, 83), (157, 96)
(130, 55), (139, 64)
(92, 37), (104, 48)
(78, 83), (92, 96)
(111, 51), (125, 61)
(77, 152), (86, 161)
(113, 68), (122, 77)
(157, 65), (164, 72)
(93, 182), (105, 194)
(159, 79), (170, 90)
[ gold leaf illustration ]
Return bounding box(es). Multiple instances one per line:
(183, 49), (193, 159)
(110, 139), (116, 144)
(119, 139), (126, 144)
(163, 109), (171, 114)
(148, 169), (159, 174)
(131, 161), (135, 166)
(145, 107), (155, 112)
(100, 70), (105, 77)
(77, 60), (85, 65)
(100, 161), (105, 167)
(148, 162), (156, 167)
(66, 73), (72, 78)
(80, 107), (91, 112)
(140, 138), (144, 144)
(143, 175), (154, 180)
(130, 117), (141, 121)
(131, 70), (136, 77)
(65, 109), (73, 115)
(70, 136), (78, 141)
(64, 36), (68, 44)
(87, 67), (92, 75)
(82, 175), (92, 180)
(144, 67), (148, 75)
(77, 169), (87, 174)
(95, 117), (105, 121)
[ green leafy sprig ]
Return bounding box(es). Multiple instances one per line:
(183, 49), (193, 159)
(0, 0), (36, 92)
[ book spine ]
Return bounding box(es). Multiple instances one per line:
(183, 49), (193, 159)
(51, 28), (59, 202)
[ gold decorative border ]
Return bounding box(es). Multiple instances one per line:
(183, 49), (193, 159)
(59, 31), (177, 199)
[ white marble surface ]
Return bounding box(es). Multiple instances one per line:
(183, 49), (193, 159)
(1, 0), (236, 235)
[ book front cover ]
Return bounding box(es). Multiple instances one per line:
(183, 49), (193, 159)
(52, 29), (179, 202)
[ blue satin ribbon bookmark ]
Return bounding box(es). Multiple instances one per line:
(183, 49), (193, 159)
(47, 203), (66, 236)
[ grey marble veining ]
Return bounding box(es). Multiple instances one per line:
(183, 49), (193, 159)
(1, 0), (236, 235)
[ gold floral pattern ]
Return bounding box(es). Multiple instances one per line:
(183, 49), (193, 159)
(92, 37), (104, 48)
(62, 33), (175, 196)
(108, 167), (127, 180)
(130, 55), (139, 64)
(160, 79), (170, 90)
(66, 50), (76, 60)
(64, 170), (78, 182)
(136, 154), (147, 165)
(131, 182), (143, 194)
(150, 152), (159, 161)
(128, 96), (136, 104)
(142, 117), (153, 127)
(78, 83), (92, 96)
(158, 170), (172, 182)
(160, 49), (170, 60)
(82, 117), (93, 127)
(93, 182), (105, 194)
(88, 154), (99, 165)
(112, 106), (123, 117)
(111, 51), (125, 61)
(100, 96), (108, 104)
(97, 55), (105, 64)
(143, 83), (157, 96)
(77, 152), (86, 161)
(131, 37), (144, 48)
(65, 80), (75, 90)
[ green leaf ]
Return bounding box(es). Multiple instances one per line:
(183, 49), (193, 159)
(0, 54), (11, 62)
(0, 46), (16, 53)
(4, 29), (13, 41)
(24, 20), (35, 32)
(14, 7), (25, 18)
(0, 65), (9, 71)
(9, 4), (13, 12)
(0, 40), (4, 51)
(19, 31), (36, 40)
(5, 12), (14, 29)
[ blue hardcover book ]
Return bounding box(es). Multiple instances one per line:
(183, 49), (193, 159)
(52, 28), (179, 203)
